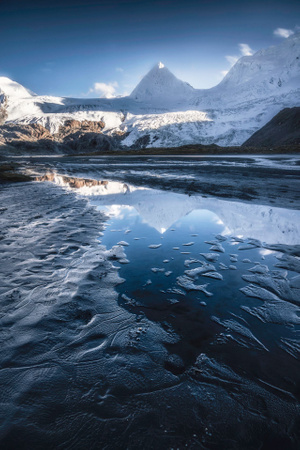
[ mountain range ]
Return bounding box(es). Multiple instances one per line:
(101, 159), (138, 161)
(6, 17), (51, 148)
(0, 33), (299, 152)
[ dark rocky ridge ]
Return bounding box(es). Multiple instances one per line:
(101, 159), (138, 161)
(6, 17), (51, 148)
(243, 107), (300, 147)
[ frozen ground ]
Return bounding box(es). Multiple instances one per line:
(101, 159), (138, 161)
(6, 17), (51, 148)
(0, 156), (299, 449)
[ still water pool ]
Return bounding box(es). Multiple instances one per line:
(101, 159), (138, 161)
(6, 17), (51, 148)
(87, 183), (300, 385)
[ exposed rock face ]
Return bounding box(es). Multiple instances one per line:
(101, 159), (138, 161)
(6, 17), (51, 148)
(0, 123), (58, 154)
(0, 119), (120, 154)
(56, 119), (105, 138)
(0, 123), (53, 141)
(35, 173), (109, 189)
(0, 93), (8, 125)
(243, 107), (300, 147)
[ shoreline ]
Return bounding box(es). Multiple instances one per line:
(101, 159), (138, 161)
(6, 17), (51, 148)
(6, 154), (299, 211)
(1, 141), (300, 159)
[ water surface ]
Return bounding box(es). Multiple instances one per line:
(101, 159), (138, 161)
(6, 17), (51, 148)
(0, 156), (299, 449)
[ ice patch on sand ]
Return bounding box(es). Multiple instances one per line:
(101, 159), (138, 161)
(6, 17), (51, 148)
(151, 267), (165, 273)
(177, 276), (213, 296)
(184, 263), (216, 278)
(212, 316), (268, 351)
(210, 243), (225, 253)
(241, 300), (300, 325)
(149, 244), (162, 249)
(279, 337), (300, 359)
(202, 271), (223, 280)
(200, 253), (220, 263)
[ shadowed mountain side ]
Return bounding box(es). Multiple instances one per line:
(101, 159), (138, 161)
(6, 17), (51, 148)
(243, 107), (300, 147)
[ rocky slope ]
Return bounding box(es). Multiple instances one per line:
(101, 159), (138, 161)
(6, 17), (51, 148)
(0, 119), (124, 154)
(243, 107), (300, 147)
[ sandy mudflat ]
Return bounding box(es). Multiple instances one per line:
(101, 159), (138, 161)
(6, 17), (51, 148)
(0, 156), (299, 449)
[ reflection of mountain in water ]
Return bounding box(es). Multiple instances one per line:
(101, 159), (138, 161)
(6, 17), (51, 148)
(46, 175), (300, 244)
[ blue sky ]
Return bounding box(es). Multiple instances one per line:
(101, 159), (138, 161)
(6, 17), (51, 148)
(0, 0), (299, 97)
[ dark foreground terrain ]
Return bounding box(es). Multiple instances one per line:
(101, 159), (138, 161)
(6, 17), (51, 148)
(0, 155), (299, 449)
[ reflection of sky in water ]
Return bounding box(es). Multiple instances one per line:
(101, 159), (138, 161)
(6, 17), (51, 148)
(96, 194), (299, 382)
(101, 204), (224, 236)
(88, 184), (300, 245)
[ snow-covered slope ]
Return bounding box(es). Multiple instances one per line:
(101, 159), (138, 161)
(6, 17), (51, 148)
(1, 34), (299, 148)
(130, 62), (194, 104)
(216, 33), (300, 100)
(0, 76), (35, 98)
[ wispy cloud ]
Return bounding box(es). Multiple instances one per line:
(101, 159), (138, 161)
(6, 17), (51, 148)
(222, 42), (254, 79)
(225, 55), (239, 66)
(273, 27), (294, 38)
(116, 67), (124, 73)
(88, 81), (118, 98)
(220, 70), (229, 77)
(225, 42), (255, 67)
(239, 43), (254, 56)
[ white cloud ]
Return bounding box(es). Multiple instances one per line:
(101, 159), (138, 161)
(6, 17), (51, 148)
(116, 67), (124, 73)
(225, 42), (255, 71)
(273, 27), (294, 38)
(239, 43), (254, 56)
(88, 81), (118, 98)
(221, 70), (229, 78)
(225, 55), (239, 66)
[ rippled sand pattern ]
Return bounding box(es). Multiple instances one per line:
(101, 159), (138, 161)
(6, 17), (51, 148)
(0, 158), (299, 449)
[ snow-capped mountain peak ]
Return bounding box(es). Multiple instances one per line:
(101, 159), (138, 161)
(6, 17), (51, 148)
(0, 76), (35, 98)
(130, 62), (194, 103)
(0, 34), (299, 149)
(216, 32), (300, 96)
